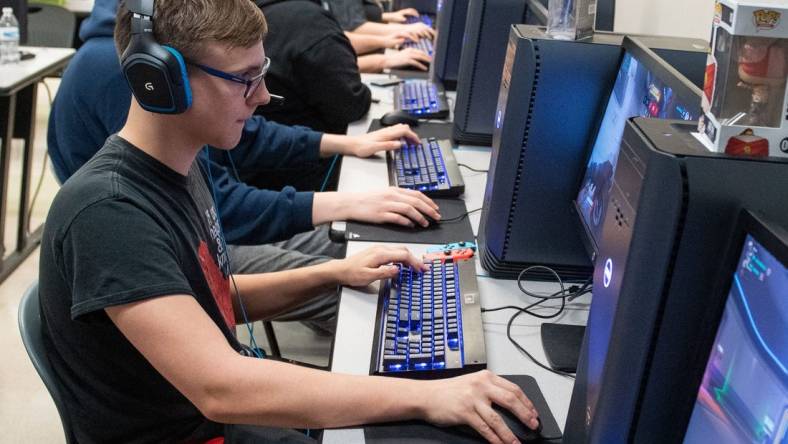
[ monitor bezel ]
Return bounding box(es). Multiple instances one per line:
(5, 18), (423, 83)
(677, 209), (788, 441)
(571, 35), (704, 261)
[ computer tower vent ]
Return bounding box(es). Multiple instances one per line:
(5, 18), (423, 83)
(501, 44), (541, 259)
(459, 0), (489, 133)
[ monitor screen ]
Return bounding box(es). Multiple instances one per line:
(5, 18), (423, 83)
(683, 233), (787, 444)
(575, 47), (702, 251)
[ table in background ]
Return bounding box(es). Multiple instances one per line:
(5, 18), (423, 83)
(0, 46), (74, 281)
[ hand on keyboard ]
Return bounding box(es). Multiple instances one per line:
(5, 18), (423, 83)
(423, 370), (541, 444)
(336, 245), (427, 287)
(349, 124), (420, 157)
(384, 48), (432, 71)
(400, 22), (436, 40)
(346, 187), (440, 227)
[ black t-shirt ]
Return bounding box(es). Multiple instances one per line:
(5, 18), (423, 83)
(256, 0), (371, 135)
(39, 135), (240, 443)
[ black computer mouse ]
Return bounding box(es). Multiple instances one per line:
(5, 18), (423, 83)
(380, 110), (419, 127)
(454, 406), (542, 442)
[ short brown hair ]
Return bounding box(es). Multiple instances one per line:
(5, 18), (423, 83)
(114, 0), (267, 60)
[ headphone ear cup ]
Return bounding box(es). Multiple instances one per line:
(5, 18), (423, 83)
(121, 38), (193, 114)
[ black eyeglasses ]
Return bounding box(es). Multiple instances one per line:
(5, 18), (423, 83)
(187, 57), (271, 99)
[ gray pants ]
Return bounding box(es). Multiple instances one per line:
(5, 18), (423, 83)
(227, 225), (347, 327)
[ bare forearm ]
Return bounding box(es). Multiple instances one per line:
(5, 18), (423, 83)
(345, 31), (387, 55)
(319, 134), (352, 157)
(231, 261), (341, 321)
(358, 54), (386, 73)
(312, 191), (352, 225)
(208, 358), (427, 428)
(355, 21), (401, 36)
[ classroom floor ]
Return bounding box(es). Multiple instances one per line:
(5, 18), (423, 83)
(0, 79), (331, 443)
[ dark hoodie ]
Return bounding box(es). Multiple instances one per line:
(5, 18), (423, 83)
(47, 0), (326, 245)
(255, 0), (371, 135)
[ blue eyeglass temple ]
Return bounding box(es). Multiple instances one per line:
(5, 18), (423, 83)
(187, 57), (271, 97)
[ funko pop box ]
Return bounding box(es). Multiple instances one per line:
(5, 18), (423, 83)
(698, 0), (788, 157)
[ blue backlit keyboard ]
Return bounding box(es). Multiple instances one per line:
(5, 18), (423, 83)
(394, 79), (450, 119)
(405, 13), (435, 28)
(371, 249), (486, 378)
(387, 137), (464, 197)
(402, 38), (434, 56)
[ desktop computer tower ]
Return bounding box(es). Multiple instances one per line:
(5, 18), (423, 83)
(478, 26), (709, 280)
(452, 0), (530, 146)
(0, 0), (27, 44)
(429, 0), (469, 91)
(564, 117), (788, 443)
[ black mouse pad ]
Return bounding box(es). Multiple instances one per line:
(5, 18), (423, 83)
(369, 120), (453, 141)
(344, 198), (474, 245)
(358, 375), (562, 443)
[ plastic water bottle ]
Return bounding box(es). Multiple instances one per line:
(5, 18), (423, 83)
(0, 7), (21, 65)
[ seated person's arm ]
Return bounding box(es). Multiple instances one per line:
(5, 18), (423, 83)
(354, 21), (435, 40)
(105, 267), (539, 439)
(344, 31), (404, 55)
(382, 7), (420, 23)
(202, 155), (314, 245)
(358, 48), (432, 73)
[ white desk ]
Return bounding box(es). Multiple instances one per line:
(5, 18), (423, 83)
(0, 46), (73, 282)
(323, 75), (587, 443)
(64, 0), (93, 17)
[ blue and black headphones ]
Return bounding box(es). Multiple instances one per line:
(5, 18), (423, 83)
(120, 0), (192, 114)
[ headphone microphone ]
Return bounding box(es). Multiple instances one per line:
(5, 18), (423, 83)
(267, 94), (285, 106)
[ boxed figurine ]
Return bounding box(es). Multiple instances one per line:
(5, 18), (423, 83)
(546, 0), (596, 40)
(698, 0), (788, 157)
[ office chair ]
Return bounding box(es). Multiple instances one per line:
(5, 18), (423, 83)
(18, 280), (77, 444)
(27, 3), (75, 48)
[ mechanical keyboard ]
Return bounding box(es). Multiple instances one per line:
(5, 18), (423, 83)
(393, 79), (450, 119)
(402, 38), (434, 56)
(371, 247), (486, 378)
(387, 137), (464, 197)
(405, 13), (435, 28)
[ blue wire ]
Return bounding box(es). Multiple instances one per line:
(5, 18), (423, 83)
(205, 148), (263, 359)
(320, 154), (339, 192)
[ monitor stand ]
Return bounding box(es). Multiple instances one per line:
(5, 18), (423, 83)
(540, 323), (585, 373)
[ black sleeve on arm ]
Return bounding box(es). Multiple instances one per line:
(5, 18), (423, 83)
(60, 199), (194, 321)
(296, 32), (372, 131)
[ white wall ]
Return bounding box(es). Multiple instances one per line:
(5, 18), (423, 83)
(613, 0), (717, 42)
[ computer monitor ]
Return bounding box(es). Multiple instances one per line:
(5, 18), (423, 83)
(429, 0), (469, 90)
(682, 213), (787, 444)
(564, 117), (788, 443)
(573, 37), (703, 259)
(0, 0), (27, 44)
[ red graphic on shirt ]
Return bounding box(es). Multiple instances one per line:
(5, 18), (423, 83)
(197, 241), (235, 329)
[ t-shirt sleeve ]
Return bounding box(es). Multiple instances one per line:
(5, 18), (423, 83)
(327, 0), (368, 30)
(59, 199), (195, 321)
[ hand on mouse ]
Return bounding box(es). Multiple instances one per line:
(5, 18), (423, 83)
(347, 125), (421, 157)
(334, 245), (427, 287)
(340, 187), (441, 227)
(422, 370), (540, 444)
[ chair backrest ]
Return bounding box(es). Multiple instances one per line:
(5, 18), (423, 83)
(26, 3), (75, 48)
(18, 280), (77, 443)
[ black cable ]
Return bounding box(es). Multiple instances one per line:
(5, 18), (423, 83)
(481, 265), (592, 378)
(457, 163), (488, 173)
(438, 207), (481, 224)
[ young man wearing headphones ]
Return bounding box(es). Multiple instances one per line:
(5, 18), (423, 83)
(39, 0), (539, 442)
(49, 0), (442, 334)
